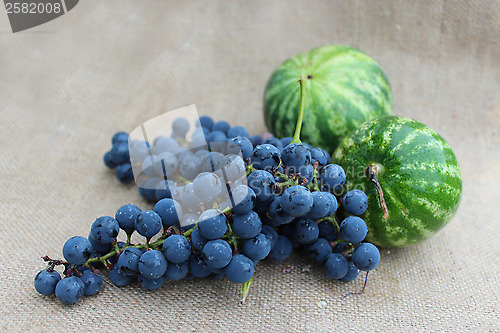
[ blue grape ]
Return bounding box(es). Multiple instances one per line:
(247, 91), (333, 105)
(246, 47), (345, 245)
(267, 196), (294, 225)
(212, 120), (231, 134)
(342, 189), (369, 216)
(263, 137), (283, 151)
(138, 177), (161, 202)
(224, 254), (254, 283)
(154, 198), (182, 227)
(261, 214), (282, 228)
(201, 126), (211, 138)
(193, 172), (222, 201)
(162, 235), (191, 264)
(279, 223), (301, 248)
(308, 191), (334, 219)
(179, 155), (202, 180)
(154, 152), (179, 178)
(242, 233), (272, 261)
(325, 192), (338, 216)
(80, 270), (103, 296)
(110, 142), (130, 165)
(208, 266), (225, 279)
(115, 204), (141, 234)
(164, 261), (189, 280)
(198, 154), (215, 173)
(251, 144), (281, 170)
(172, 117), (190, 137)
(305, 238), (333, 263)
(280, 185), (313, 217)
(227, 126), (249, 139)
(87, 233), (111, 254)
(116, 247), (143, 276)
(112, 131), (129, 144)
(154, 137), (180, 155)
(318, 220), (338, 242)
(190, 226), (208, 251)
(310, 147), (330, 166)
(333, 241), (348, 254)
(189, 252), (211, 278)
(301, 164), (315, 185)
(190, 133), (209, 151)
(208, 138), (227, 155)
(197, 150), (214, 171)
(178, 149), (195, 162)
(218, 154), (246, 181)
(340, 261), (360, 282)
(293, 218), (319, 244)
(141, 155), (159, 178)
(202, 239), (232, 269)
(319, 164), (346, 192)
(227, 136), (253, 160)
(138, 250), (168, 279)
(249, 135), (262, 146)
(176, 183), (203, 211)
(230, 185), (256, 214)
(280, 143), (311, 172)
(195, 149), (210, 159)
(339, 216), (368, 244)
(55, 277), (85, 304)
(139, 274), (166, 290)
(206, 151), (225, 172)
(323, 253), (349, 279)
(90, 216), (119, 245)
(246, 170), (275, 202)
(260, 224), (278, 246)
(280, 137), (293, 147)
(115, 163), (134, 184)
(198, 209), (228, 240)
(131, 140), (152, 162)
(62, 236), (93, 265)
(108, 266), (134, 287)
(134, 210), (162, 238)
(198, 115), (214, 131)
(34, 269), (61, 295)
(268, 236), (293, 262)
(207, 130), (228, 147)
(103, 151), (117, 169)
(352, 243), (380, 271)
(232, 211), (262, 239)
(155, 179), (175, 201)
(254, 197), (273, 214)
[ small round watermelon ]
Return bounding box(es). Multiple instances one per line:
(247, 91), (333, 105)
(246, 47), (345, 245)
(263, 45), (393, 153)
(333, 116), (462, 247)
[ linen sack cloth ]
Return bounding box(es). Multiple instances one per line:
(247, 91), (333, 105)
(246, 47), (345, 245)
(0, 0), (498, 331)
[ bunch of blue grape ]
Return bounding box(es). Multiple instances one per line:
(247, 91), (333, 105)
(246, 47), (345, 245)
(35, 115), (380, 305)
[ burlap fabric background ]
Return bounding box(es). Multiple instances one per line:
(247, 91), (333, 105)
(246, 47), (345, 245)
(1, 1), (499, 331)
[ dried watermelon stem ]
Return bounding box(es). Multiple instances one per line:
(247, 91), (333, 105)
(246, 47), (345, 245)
(366, 164), (389, 220)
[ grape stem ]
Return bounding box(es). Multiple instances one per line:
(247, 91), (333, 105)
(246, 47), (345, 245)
(366, 164), (389, 219)
(291, 76), (306, 144)
(343, 271), (369, 298)
(85, 210), (241, 268)
(240, 277), (253, 303)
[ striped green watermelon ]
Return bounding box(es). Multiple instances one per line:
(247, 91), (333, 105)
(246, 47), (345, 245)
(333, 116), (462, 247)
(264, 45), (393, 153)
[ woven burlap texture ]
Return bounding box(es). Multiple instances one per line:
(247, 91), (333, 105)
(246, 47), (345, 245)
(0, 1), (498, 332)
